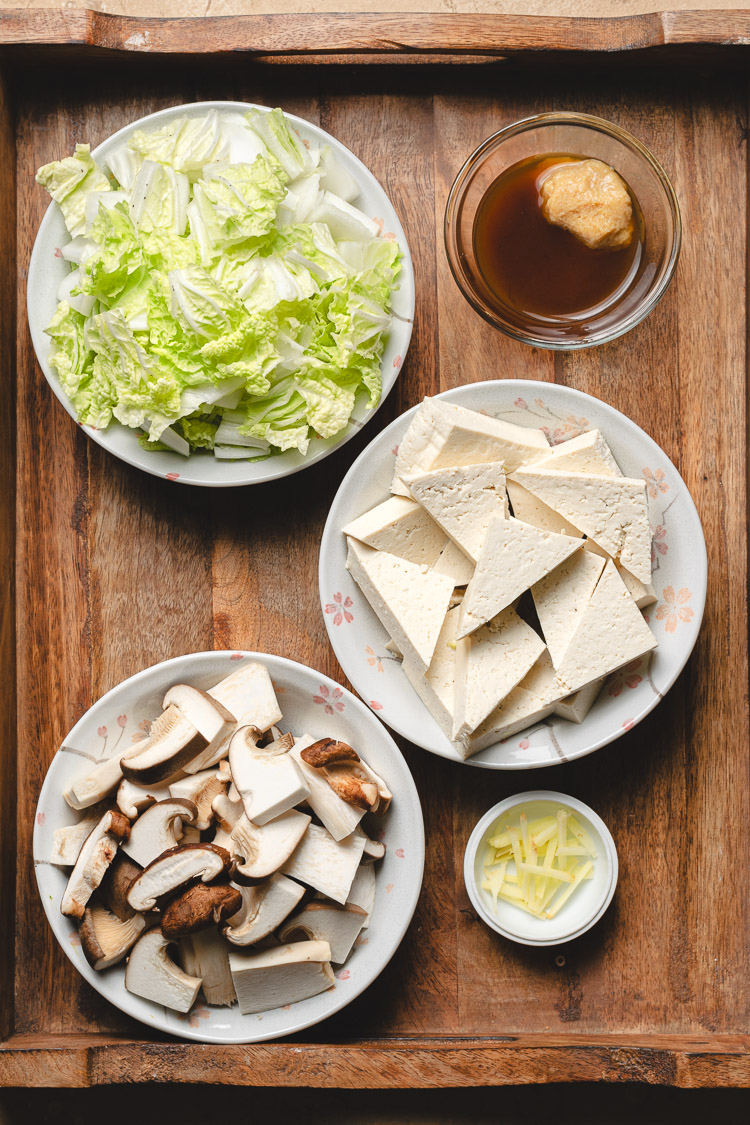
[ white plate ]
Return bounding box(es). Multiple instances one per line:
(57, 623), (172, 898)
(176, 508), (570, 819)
(319, 380), (707, 769)
(27, 101), (415, 488)
(33, 651), (424, 1043)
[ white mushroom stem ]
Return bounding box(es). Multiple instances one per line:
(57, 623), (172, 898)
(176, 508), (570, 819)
(346, 863), (376, 928)
(124, 930), (202, 1014)
(279, 901), (367, 964)
(64, 752), (130, 810)
(179, 929), (236, 1007)
(60, 810), (131, 919)
(223, 874), (305, 947)
(228, 725), (310, 827)
(116, 779), (170, 820)
(282, 823), (365, 905)
(119, 705), (208, 786)
(290, 736), (365, 841)
(50, 804), (110, 865)
(162, 684), (237, 769)
(121, 797), (198, 868)
(352, 825), (386, 862)
(169, 769), (228, 830)
(228, 940), (334, 1015)
(211, 791), (243, 832)
(230, 810), (310, 880)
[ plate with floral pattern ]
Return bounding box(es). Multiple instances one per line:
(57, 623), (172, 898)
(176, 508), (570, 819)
(33, 651), (424, 1042)
(319, 380), (706, 769)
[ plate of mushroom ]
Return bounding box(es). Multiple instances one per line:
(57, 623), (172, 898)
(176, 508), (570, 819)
(33, 651), (424, 1043)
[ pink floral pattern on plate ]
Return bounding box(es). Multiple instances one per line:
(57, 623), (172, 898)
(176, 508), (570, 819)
(655, 587), (693, 633)
(643, 467), (669, 498)
(313, 685), (345, 714)
(177, 1006), (211, 1029)
(325, 592), (353, 626)
(652, 524), (667, 561)
(365, 645), (384, 673)
(608, 659), (643, 697)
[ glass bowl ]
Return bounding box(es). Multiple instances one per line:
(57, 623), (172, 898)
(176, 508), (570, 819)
(444, 113), (681, 350)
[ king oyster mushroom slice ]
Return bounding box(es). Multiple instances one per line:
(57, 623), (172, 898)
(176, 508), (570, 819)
(300, 739), (392, 816)
(229, 725), (310, 827)
(127, 843), (232, 913)
(116, 779), (170, 820)
(184, 663), (283, 775)
(50, 802), (112, 865)
(162, 684), (236, 764)
(169, 769), (228, 831)
(60, 810), (131, 919)
(99, 853), (142, 921)
(352, 825), (386, 863)
(119, 705), (209, 786)
(179, 928), (236, 1007)
(290, 735), (365, 841)
(180, 824), (201, 844)
(282, 822), (365, 905)
(79, 903), (146, 970)
(223, 873), (305, 947)
(346, 863), (376, 928)
(212, 791), (243, 832)
(121, 797), (199, 868)
(280, 901), (368, 964)
(228, 940), (334, 1016)
(64, 751), (131, 811)
(230, 810), (310, 881)
(161, 882), (242, 939)
(125, 929), (202, 1014)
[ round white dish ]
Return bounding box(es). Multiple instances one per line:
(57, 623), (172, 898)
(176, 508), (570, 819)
(463, 790), (618, 946)
(319, 379), (707, 769)
(33, 650), (425, 1044)
(27, 101), (415, 488)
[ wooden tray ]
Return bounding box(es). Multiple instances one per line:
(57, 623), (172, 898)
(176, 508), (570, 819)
(0, 9), (748, 1090)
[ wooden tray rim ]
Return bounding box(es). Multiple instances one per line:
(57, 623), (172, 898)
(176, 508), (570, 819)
(1, 8), (750, 56)
(1, 8), (749, 1091)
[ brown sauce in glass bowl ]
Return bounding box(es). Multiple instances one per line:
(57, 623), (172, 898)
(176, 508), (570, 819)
(472, 154), (644, 340)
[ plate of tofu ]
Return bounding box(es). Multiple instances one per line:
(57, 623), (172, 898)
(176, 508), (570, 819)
(319, 381), (706, 768)
(33, 651), (424, 1042)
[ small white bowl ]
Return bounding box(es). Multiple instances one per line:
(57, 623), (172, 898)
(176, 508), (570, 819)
(464, 790), (618, 946)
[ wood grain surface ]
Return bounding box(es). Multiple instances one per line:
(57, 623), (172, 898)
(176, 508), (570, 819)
(0, 20), (748, 1087)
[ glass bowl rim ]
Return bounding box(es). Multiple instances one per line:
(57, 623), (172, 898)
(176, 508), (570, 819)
(443, 111), (682, 351)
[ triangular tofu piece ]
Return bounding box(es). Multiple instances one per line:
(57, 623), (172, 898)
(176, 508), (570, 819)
(345, 539), (454, 674)
(511, 468), (652, 585)
(342, 496), (447, 567)
(404, 461), (507, 563)
(453, 607), (545, 742)
(402, 605), (460, 738)
(460, 650), (566, 759)
(457, 516), (583, 639)
(534, 429), (622, 477)
(392, 397), (549, 495)
(555, 560), (657, 694)
(553, 679), (603, 723)
(433, 539), (474, 587)
(532, 550), (606, 667)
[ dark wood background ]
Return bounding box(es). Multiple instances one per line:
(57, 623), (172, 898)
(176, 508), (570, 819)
(0, 12), (748, 1087)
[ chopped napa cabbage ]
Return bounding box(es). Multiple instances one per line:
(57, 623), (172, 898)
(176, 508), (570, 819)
(36, 107), (402, 459)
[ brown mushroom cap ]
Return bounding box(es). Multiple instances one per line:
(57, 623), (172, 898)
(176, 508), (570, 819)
(300, 739), (360, 768)
(161, 883), (243, 939)
(98, 853), (142, 921)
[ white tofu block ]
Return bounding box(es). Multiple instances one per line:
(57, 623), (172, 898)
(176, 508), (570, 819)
(462, 650), (565, 759)
(405, 461), (507, 563)
(618, 564), (657, 609)
(506, 479), (582, 538)
(282, 823), (365, 904)
(457, 516), (583, 639)
(553, 679), (603, 723)
(532, 550), (606, 667)
(433, 539), (475, 587)
(342, 496), (447, 567)
(345, 539), (454, 674)
(511, 468), (652, 585)
(453, 607), (545, 742)
(392, 397), (549, 496)
(555, 560), (658, 695)
(535, 429), (622, 477)
(402, 606), (461, 738)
